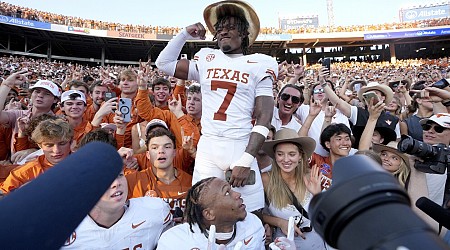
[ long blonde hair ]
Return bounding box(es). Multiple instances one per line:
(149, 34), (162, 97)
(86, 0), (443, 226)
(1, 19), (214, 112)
(393, 159), (410, 188)
(265, 143), (309, 209)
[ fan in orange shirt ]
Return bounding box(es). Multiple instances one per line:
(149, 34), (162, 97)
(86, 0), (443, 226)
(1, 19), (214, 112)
(126, 129), (192, 222)
(0, 118), (73, 194)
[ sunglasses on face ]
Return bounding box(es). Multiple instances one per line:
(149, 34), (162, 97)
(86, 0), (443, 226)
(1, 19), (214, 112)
(313, 88), (324, 94)
(280, 93), (301, 104)
(421, 123), (448, 133)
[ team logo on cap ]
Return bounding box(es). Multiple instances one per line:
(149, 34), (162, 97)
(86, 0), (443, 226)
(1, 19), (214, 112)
(206, 54), (215, 62)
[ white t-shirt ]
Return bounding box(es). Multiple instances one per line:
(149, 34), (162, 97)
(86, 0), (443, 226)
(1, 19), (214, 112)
(296, 105), (351, 156)
(272, 106), (302, 133)
(191, 48), (278, 139)
(61, 197), (171, 249)
(157, 213), (265, 250)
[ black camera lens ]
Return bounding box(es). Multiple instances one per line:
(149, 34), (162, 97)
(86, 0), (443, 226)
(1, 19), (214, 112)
(310, 155), (448, 249)
(397, 135), (437, 158)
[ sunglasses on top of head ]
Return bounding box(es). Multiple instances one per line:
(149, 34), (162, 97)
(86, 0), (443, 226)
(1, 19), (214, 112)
(421, 123), (448, 133)
(280, 93), (301, 104)
(313, 88), (324, 94)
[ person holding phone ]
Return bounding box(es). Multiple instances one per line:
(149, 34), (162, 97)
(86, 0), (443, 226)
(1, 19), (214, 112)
(321, 67), (400, 149)
(260, 129), (327, 249)
(155, 0), (277, 213)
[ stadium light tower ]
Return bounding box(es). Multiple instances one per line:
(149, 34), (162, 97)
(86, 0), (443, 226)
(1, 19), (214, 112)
(327, 0), (335, 27)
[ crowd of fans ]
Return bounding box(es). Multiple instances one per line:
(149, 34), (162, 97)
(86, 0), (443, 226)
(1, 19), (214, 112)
(1, 1), (450, 249)
(2, 1), (450, 36)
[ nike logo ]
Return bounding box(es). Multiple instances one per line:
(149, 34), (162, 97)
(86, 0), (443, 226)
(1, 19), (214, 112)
(244, 236), (253, 245)
(131, 220), (146, 229)
(177, 191), (187, 196)
(247, 60), (257, 63)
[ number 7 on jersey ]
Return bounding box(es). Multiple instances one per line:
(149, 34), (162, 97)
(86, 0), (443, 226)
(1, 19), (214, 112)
(211, 80), (237, 121)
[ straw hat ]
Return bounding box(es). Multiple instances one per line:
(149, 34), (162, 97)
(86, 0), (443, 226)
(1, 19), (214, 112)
(262, 128), (316, 159)
(203, 0), (260, 45)
(357, 82), (394, 105)
(373, 141), (410, 168)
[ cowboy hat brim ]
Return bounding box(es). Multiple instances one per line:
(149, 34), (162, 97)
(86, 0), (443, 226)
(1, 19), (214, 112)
(203, 0), (260, 45)
(372, 143), (410, 168)
(262, 129), (316, 160)
(358, 83), (394, 105)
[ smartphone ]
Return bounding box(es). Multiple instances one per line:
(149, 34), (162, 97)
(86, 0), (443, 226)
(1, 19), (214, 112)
(105, 92), (116, 101)
(432, 78), (449, 89)
(353, 83), (361, 92)
(118, 98), (132, 123)
(389, 81), (400, 89)
(225, 169), (256, 185)
(362, 91), (379, 105)
(21, 82), (30, 89)
(322, 58), (331, 72)
(306, 69), (314, 76)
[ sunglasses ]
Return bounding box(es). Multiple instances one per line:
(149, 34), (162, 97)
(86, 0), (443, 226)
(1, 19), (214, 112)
(280, 93), (301, 104)
(293, 212), (312, 233)
(313, 88), (324, 94)
(421, 123), (448, 133)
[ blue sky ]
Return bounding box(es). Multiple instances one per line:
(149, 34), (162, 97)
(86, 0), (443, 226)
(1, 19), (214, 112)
(3, 0), (443, 27)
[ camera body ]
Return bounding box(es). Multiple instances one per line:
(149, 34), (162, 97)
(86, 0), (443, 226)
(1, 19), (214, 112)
(397, 135), (450, 174)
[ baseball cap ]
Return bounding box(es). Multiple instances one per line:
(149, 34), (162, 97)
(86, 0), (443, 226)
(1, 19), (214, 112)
(145, 119), (169, 135)
(30, 80), (61, 97)
(61, 90), (86, 104)
(420, 113), (450, 129)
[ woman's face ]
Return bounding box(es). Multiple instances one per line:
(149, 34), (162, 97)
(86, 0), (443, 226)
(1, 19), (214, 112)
(274, 142), (302, 174)
(380, 150), (402, 173)
(386, 99), (399, 113)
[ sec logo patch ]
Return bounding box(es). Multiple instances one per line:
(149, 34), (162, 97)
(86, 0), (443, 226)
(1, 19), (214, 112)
(63, 231), (77, 246)
(206, 54), (215, 62)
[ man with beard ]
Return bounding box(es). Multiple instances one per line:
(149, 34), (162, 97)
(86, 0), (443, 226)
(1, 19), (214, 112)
(156, 0), (277, 212)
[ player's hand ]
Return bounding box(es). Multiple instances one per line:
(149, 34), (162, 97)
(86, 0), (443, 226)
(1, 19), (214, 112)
(264, 224), (273, 246)
(229, 166), (251, 187)
(186, 22), (206, 40)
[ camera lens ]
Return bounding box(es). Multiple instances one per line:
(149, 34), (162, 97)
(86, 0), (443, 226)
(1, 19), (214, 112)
(120, 106), (129, 114)
(310, 155), (448, 249)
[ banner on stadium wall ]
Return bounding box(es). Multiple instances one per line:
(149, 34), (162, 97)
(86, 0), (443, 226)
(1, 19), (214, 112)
(364, 27), (450, 40)
(0, 15), (50, 30)
(107, 31), (156, 40)
(50, 24), (107, 36)
(279, 16), (319, 30)
(400, 5), (450, 22)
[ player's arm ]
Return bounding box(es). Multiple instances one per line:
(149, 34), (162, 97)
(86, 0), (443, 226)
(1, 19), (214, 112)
(155, 23), (205, 80)
(229, 94), (274, 188)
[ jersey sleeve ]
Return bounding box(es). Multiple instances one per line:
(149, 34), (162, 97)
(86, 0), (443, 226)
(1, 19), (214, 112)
(255, 56), (278, 97)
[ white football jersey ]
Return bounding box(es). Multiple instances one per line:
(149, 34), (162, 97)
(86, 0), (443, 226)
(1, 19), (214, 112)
(156, 212), (265, 250)
(61, 197), (171, 250)
(191, 48), (278, 139)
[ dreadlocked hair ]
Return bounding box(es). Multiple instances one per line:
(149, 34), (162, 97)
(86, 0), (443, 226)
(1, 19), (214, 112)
(213, 16), (250, 55)
(184, 177), (216, 234)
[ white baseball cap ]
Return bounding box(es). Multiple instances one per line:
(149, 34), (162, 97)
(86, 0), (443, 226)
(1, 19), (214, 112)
(145, 119), (169, 135)
(30, 80), (61, 97)
(420, 113), (450, 129)
(61, 90), (86, 104)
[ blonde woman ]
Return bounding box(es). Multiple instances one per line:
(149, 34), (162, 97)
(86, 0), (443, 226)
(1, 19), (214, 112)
(373, 141), (410, 187)
(260, 128), (327, 249)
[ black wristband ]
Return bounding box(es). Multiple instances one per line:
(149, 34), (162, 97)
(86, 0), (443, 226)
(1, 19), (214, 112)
(442, 100), (450, 107)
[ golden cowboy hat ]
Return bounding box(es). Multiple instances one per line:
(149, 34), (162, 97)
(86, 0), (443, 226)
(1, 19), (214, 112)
(203, 0), (260, 45)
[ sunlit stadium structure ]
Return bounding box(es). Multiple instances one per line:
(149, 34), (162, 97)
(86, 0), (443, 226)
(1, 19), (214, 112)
(1, 2), (450, 66)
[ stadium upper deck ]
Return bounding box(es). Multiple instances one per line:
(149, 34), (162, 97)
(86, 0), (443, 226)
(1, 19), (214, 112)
(1, 1), (450, 64)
